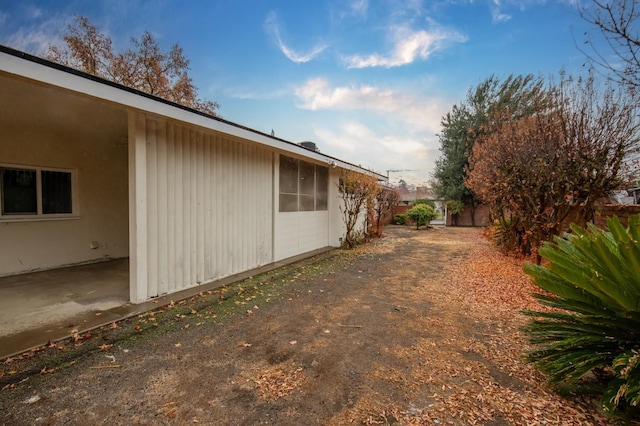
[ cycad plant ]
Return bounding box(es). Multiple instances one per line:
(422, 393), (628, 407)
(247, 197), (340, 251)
(522, 215), (640, 415)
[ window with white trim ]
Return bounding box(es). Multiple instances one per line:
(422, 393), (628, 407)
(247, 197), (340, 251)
(279, 155), (328, 212)
(0, 165), (76, 220)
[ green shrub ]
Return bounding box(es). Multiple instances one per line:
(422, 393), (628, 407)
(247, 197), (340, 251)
(446, 200), (464, 226)
(413, 199), (436, 209)
(446, 200), (464, 215)
(393, 214), (407, 225)
(522, 215), (640, 416)
(406, 204), (436, 229)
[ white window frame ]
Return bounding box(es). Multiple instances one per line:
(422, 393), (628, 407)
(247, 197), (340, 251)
(278, 155), (328, 213)
(0, 163), (79, 222)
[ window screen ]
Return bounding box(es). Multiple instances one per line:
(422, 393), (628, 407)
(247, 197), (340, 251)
(279, 156), (299, 212)
(299, 161), (315, 211)
(315, 166), (328, 211)
(279, 155), (329, 212)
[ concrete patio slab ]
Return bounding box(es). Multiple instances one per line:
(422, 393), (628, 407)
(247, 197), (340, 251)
(0, 248), (333, 359)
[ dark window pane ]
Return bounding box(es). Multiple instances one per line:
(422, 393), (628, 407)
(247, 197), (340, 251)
(299, 161), (315, 197)
(279, 194), (298, 212)
(279, 156), (298, 194)
(1, 168), (37, 215)
(42, 170), (72, 214)
(316, 166), (328, 211)
(299, 194), (315, 211)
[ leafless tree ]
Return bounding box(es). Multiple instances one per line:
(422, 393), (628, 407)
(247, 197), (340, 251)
(579, 0), (640, 90)
(369, 186), (400, 238)
(338, 170), (378, 248)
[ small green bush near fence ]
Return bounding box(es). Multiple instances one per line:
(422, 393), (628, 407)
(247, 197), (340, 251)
(406, 204), (436, 229)
(393, 214), (407, 225)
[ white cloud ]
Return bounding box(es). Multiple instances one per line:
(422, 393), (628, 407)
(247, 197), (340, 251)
(330, 0), (368, 23)
(26, 5), (43, 19)
(491, 0), (512, 22)
(5, 25), (63, 55)
(294, 77), (446, 134)
(264, 11), (328, 63)
(314, 121), (437, 181)
(348, 0), (369, 17)
(343, 23), (466, 69)
(224, 86), (289, 100)
(491, 9), (512, 22)
(294, 78), (451, 180)
(1, 13), (68, 56)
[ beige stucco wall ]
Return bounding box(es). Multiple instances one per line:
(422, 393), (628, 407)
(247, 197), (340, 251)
(0, 78), (129, 276)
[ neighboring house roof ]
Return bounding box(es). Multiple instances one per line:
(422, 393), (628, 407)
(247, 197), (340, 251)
(399, 187), (442, 204)
(0, 45), (384, 180)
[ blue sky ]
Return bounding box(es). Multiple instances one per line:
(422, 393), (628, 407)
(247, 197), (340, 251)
(0, 0), (599, 185)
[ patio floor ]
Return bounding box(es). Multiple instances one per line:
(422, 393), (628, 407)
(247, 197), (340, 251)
(0, 248), (333, 359)
(0, 259), (131, 359)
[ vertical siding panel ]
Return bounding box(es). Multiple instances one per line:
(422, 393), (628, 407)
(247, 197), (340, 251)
(203, 135), (212, 281)
(166, 124), (176, 293)
(251, 146), (257, 268)
(220, 137), (227, 275)
(211, 136), (218, 278)
(196, 132), (205, 283)
(174, 126), (184, 289)
(128, 111), (148, 303)
(224, 138), (230, 274)
(146, 119), (158, 298)
(244, 144), (250, 270)
(250, 146), (258, 268)
(245, 144), (251, 269)
(218, 137), (229, 277)
(212, 136), (219, 279)
(238, 142), (245, 271)
(268, 150), (274, 262)
(182, 127), (191, 288)
(156, 120), (168, 295)
(231, 140), (238, 273)
(263, 150), (269, 264)
(209, 135), (218, 279)
(217, 136), (225, 277)
(258, 149), (264, 263)
(264, 149), (271, 263)
(190, 130), (197, 283)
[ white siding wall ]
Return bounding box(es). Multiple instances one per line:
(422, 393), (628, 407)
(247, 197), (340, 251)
(328, 168), (345, 247)
(274, 211), (329, 261)
(129, 112), (273, 302)
(273, 155), (334, 261)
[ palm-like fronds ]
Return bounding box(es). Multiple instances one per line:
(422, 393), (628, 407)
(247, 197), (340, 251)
(522, 215), (640, 415)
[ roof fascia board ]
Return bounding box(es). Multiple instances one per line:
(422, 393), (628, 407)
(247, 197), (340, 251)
(0, 47), (384, 179)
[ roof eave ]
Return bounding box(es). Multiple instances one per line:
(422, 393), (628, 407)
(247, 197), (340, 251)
(0, 45), (384, 178)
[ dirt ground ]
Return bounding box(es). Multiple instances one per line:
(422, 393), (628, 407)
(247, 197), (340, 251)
(0, 226), (613, 425)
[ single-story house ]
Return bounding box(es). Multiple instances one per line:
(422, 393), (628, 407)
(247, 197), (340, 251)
(0, 45), (383, 304)
(393, 187), (445, 223)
